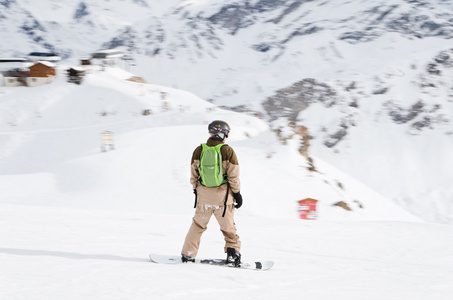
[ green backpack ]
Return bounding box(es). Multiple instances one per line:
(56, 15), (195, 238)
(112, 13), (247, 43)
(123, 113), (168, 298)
(199, 143), (228, 187)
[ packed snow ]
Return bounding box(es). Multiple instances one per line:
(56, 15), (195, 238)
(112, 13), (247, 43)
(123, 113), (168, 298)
(1, 67), (452, 299)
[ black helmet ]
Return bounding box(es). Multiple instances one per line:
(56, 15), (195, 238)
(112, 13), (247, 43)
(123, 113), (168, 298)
(208, 120), (230, 139)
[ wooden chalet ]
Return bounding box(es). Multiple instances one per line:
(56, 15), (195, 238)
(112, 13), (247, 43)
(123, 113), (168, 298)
(26, 61), (57, 87)
(2, 61), (56, 87)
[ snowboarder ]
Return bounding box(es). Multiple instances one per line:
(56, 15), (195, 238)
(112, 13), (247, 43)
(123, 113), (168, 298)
(181, 120), (243, 267)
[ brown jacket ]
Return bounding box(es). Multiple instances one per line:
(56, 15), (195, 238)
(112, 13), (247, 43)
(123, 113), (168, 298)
(191, 138), (240, 206)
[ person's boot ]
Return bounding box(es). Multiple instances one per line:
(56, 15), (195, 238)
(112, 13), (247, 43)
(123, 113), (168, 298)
(181, 254), (195, 263)
(226, 247), (241, 267)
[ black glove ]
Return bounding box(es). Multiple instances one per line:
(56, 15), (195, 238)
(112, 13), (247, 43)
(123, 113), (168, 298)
(233, 192), (243, 209)
(193, 189), (197, 208)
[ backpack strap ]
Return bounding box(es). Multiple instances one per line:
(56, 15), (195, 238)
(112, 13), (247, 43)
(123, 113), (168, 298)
(222, 182), (230, 217)
(218, 144), (228, 185)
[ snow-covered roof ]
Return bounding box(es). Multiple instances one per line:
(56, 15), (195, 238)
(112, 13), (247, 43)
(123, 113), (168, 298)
(91, 49), (125, 59)
(68, 66), (86, 71)
(33, 61), (57, 68)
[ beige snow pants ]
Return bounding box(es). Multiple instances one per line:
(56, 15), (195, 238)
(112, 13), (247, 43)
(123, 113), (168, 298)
(181, 204), (241, 258)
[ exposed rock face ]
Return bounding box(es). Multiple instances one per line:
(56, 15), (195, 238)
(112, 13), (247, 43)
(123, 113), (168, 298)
(263, 78), (337, 122)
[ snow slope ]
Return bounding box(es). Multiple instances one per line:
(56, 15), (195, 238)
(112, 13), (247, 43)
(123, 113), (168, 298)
(0, 66), (417, 220)
(1, 68), (452, 299)
(2, 0), (453, 224)
(1, 204), (452, 300)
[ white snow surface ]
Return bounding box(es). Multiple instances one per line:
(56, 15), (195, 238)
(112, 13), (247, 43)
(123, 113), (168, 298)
(0, 68), (452, 299)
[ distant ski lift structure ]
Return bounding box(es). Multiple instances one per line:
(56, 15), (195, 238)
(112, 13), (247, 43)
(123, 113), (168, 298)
(101, 131), (114, 152)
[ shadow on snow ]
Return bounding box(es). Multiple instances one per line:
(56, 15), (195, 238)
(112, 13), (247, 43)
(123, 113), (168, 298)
(0, 247), (147, 263)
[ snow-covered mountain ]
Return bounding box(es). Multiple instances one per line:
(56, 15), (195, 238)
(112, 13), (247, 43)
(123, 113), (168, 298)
(1, 0), (453, 223)
(0, 65), (412, 221)
(1, 62), (452, 300)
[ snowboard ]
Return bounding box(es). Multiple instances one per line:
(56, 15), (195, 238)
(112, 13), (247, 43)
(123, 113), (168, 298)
(149, 254), (274, 271)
